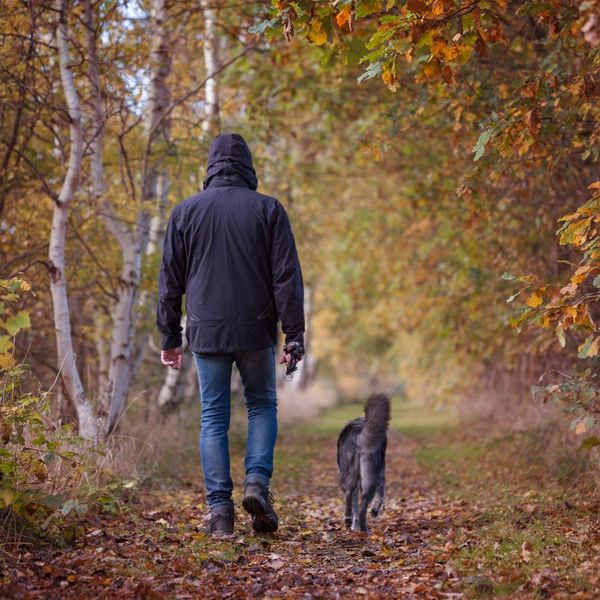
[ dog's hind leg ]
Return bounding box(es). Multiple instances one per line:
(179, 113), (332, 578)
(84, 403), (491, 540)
(344, 490), (354, 529)
(370, 476), (385, 517)
(348, 490), (360, 531)
(358, 457), (377, 532)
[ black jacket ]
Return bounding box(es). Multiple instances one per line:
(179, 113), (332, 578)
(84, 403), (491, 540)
(157, 133), (304, 353)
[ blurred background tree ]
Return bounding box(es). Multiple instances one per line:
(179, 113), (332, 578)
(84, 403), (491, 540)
(0, 0), (598, 453)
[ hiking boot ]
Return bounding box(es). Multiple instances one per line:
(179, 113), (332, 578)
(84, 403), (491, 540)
(242, 479), (278, 533)
(208, 507), (234, 537)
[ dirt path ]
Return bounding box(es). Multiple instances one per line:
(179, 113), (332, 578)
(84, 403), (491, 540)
(4, 403), (600, 599)
(3, 425), (476, 599)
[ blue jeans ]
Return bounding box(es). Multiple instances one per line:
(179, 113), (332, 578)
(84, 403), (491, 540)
(194, 346), (277, 511)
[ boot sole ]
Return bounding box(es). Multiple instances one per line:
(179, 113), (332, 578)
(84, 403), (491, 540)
(209, 530), (235, 538)
(242, 495), (278, 533)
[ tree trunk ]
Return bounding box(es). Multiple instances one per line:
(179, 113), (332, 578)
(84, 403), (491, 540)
(200, 0), (221, 136)
(131, 170), (170, 382)
(154, 0), (222, 407)
(157, 317), (188, 409)
(83, 0), (172, 435)
(291, 284), (316, 390)
(49, 0), (97, 441)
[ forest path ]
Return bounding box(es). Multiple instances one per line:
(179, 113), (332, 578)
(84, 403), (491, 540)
(4, 401), (599, 599)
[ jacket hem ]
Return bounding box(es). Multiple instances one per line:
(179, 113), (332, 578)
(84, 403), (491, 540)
(190, 343), (276, 355)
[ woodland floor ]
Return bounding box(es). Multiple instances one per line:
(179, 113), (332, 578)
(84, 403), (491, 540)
(2, 400), (600, 599)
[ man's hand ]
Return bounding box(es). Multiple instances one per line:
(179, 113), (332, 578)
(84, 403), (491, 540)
(278, 341), (305, 374)
(161, 346), (183, 369)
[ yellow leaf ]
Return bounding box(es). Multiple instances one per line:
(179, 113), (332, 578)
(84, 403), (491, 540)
(308, 21), (327, 45)
(0, 489), (12, 507)
(587, 181), (600, 191)
(382, 68), (398, 92)
(526, 293), (543, 308)
(565, 306), (577, 320)
(588, 337), (600, 358)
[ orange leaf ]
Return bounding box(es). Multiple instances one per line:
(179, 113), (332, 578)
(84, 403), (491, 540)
(525, 109), (540, 137)
(431, 0), (444, 17)
(336, 6), (351, 28)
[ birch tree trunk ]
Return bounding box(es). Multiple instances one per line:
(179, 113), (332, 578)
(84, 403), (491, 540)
(84, 0), (172, 434)
(291, 284), (316, 390)
(84, 0), (140, 431)
(154, 0), (221, 409)
(104, 0), (172, 434)
(49, 0), (97, 441)
(200, 0), (221, 136)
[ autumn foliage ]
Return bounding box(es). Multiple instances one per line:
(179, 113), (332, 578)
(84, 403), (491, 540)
(1, 2), (600, 588)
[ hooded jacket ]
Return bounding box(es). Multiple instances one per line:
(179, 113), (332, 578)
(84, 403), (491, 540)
(157, 133), (305, 353)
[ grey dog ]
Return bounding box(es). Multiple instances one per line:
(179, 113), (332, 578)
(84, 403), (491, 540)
(337, 394), (391, 532)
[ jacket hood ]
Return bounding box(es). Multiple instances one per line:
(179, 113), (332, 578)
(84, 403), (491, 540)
(203, 133), (258, 190)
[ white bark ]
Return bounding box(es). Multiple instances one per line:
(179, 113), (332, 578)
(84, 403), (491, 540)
(146, 172), (170, 256)
(157, 316), (188, 409)
(105, 229), (146, 434)
(93, 310), (110, 407)
(200, 0), (221, 135)
(50, 0), (97, 441)
(105, 0), (172, 433)
(84, 0), (141, 433)
(291, 284), (316, 390)
(84, 0), (172, 434)
(154, 0), (221, 407)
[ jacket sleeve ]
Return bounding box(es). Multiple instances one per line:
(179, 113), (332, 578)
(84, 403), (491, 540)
(157, 209), (186, 350)
(270, 201), (305, 344)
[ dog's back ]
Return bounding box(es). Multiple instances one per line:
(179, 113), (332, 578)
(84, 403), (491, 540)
(337, 394), (390, 532)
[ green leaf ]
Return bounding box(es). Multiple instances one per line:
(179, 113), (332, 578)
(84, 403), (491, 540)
(0, 335), (11, 354)
(75, 502), (88, 516)
(357, 61), (383, 83)
(473, 129), (494, 162)
(61, 499), (79, 516)
(3, 311), (31, 336)
(366, 28), (395, 50)
(556, 323), (566, 348)
(501, 272), (516, 281)
(248, 18), (279, 35)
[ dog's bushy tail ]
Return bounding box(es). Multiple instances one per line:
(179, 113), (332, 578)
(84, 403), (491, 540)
(361, 394), (391, 451)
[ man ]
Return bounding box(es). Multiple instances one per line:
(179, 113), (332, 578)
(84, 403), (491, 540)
(157, 133), (305, 536)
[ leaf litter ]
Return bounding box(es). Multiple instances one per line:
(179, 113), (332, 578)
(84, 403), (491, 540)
(1, 425), (599, 598)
